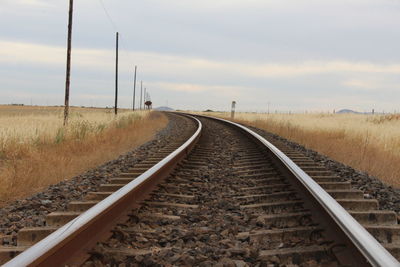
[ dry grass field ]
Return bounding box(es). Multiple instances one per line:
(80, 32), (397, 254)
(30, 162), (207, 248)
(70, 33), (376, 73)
(196, 111), (400, 188)
(0, 105), (167, 205)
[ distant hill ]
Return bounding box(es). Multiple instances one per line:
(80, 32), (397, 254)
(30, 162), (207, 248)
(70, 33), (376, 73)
(336, 109), (361, 114)
(336, 109), (382, 115)
(154, 106), (174, 111)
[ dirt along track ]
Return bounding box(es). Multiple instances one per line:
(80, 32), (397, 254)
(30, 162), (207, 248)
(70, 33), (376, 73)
(2, 114), (400, 266)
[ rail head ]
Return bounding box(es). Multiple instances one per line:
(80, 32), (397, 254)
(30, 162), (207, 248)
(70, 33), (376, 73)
(194, 114), (399, 267)
(4, 114), (202, 267)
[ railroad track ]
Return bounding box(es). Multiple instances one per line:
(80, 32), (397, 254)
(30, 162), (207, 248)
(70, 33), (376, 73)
(1, 114), (399, 266)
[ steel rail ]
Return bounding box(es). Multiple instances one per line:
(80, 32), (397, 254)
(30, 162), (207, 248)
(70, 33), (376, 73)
(197, 114), (399, 267)
(4, 115), (202, 267)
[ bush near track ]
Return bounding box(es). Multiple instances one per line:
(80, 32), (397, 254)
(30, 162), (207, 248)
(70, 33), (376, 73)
(0, 106), (167, 205)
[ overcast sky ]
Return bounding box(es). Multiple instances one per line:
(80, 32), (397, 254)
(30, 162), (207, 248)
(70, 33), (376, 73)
(1, 0), (399, 112)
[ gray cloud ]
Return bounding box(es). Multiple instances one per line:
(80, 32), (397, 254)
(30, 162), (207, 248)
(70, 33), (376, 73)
(1, 0), (400, 112)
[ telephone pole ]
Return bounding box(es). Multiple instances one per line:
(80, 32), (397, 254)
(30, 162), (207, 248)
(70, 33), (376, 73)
(133, 65), (137, 111)
(64, 0), (74, 126)
(140, 81), (143, 110)
(114, 32), (119, 115)
(144, 87), (147, 104)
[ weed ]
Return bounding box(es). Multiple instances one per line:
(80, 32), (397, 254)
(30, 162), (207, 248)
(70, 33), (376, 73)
(55, 127), (65, 144)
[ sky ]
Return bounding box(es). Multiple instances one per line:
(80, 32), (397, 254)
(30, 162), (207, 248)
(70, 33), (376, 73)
(1, 0), (400, 112)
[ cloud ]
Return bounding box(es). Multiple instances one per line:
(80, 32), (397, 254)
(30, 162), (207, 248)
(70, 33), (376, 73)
(2, 40), (400, 80)
(0, 41), (113, 69)
(0, 90), (51, 99)
(248, 61), (400, 77)
(162, 0), (271, 9)
(74, 93), (113, 100)
(343, 78), (399, 92)
(147, 81), (247, 99)
(151, 82), (209, 93)
(343, 79), (377, 90)
(1, 39), (400, 111)
(7, 0), (51, 8)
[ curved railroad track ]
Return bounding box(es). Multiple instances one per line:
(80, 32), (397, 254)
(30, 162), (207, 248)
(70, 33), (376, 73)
(1, 114), (399, 266)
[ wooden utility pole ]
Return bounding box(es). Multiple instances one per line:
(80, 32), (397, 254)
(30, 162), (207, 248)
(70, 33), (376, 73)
(114, 32), (119, 115)
(64, 0), (74, 126)
(140, 81), (143, 110)
(133, 65), (137, 111)
(144, 87), (147, 108)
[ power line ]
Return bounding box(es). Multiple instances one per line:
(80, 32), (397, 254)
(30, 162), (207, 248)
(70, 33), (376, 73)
(96, 0), (134, 56)
(119, 34), (135, 64)
(96, 0), (137, 72)
(95, 0), (146, 111)
(97, 0), (118, 32)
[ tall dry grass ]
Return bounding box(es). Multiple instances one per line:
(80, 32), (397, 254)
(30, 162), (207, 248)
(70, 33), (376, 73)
(196, 111), (400, 188)
(0, 106), (168, 205)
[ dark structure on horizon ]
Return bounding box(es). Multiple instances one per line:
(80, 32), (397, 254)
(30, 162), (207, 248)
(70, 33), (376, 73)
(145, 100), (152, 110)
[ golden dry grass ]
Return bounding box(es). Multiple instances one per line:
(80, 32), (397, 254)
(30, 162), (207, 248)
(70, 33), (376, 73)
(0, 106), (168, 205)
(0, 106), (144, 145)
(195, 111), (400, 188)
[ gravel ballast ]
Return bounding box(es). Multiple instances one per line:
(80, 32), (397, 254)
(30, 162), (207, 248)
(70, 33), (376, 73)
(85, 117), (338, 266)
(244, 124), (400, 214)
